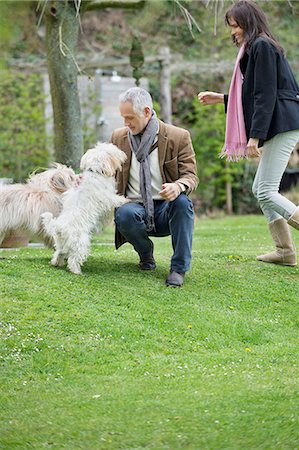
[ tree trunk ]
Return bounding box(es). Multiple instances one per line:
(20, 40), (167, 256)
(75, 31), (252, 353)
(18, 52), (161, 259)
(45, 1), (83, 168)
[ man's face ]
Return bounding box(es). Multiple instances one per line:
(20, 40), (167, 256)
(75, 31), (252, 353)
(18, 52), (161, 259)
(119, 101), (151, 135)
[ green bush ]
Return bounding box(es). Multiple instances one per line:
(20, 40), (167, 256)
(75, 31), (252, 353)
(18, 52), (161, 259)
(0, 72), (48, 182)
(232, 161), (260, 215)
(189, 97), (259, 214)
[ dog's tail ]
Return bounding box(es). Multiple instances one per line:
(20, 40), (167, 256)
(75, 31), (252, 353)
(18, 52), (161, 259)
(41, 212), (56, 237)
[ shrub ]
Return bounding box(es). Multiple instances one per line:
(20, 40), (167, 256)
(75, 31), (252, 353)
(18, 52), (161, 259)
(0, 72), (48, 182)
(189, 97), (259, 214)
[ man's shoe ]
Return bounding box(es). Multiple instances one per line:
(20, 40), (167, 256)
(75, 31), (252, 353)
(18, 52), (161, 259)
(165, 271), (185, 287)
(139, 242), (155, 270)
(139, 258), (156, 270)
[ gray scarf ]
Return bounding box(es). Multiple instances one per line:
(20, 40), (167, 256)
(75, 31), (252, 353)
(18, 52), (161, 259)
(127, 110), (159, 232)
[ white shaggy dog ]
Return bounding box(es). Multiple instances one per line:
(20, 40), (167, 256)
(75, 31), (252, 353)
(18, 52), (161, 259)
(0, 164), (77, 247)
(41, 143), (127, 275)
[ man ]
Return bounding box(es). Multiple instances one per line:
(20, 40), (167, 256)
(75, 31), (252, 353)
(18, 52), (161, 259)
(111, 87), (198, 287)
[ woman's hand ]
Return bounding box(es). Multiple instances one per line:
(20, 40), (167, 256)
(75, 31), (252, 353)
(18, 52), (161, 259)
(246, 138), (260, 158)
(198, 91), (224, 106)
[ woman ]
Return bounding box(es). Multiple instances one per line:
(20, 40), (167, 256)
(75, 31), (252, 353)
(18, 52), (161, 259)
(198, 0), (299, 266)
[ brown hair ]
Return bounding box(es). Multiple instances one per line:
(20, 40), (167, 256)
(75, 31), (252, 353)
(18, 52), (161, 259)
(225, 0), (284, 54)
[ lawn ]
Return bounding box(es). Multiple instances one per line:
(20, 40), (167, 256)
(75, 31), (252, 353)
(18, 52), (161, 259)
(0, 215), (298, 450)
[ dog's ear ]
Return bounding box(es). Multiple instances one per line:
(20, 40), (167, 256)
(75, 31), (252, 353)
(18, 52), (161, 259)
(49, 170), (76, 193)
(102, 154), (123, 177)
(105, 148), (127, 176)
(49, 174), (68, 193)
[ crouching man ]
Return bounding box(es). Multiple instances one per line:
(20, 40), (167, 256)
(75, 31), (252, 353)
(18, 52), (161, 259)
(111, 87), (198, 287)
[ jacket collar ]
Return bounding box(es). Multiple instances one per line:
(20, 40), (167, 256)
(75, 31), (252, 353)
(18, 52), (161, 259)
(157, 120), (168, 170)
(120, 119), (168, 170)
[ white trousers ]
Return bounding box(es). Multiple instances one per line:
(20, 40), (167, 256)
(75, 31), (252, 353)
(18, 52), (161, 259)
(252, 129), (299, 223)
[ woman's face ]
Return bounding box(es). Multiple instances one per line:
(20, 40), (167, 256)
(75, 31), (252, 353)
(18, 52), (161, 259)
(228, 17), (245, 46)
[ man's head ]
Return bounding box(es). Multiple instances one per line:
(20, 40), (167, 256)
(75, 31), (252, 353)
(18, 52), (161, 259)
(119, 87), (153, 135)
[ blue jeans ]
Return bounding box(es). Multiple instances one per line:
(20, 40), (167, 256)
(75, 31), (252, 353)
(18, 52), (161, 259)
(114, 194), (195, 273)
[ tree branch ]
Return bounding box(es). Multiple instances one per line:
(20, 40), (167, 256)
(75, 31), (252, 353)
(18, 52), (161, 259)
(82, 0), (146, 12)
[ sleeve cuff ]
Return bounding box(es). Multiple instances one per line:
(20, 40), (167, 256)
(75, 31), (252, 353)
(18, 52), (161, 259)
(177, 182), (187, 193)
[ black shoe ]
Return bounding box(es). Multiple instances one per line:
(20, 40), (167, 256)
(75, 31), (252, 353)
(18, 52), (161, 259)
(139, 241), (155, 270)
(165, 271), (185, 287)
(139, 259), (156, 270)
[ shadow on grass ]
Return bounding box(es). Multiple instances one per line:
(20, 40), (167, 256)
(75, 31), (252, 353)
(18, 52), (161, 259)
(84, 257), (168, 280)
(10, 253), (169, 282)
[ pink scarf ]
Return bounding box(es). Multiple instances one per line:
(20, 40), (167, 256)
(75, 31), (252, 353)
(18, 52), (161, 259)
(221, 44), (248, 161)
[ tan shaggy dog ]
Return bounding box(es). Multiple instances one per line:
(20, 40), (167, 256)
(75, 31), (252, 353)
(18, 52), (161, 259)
(0, 164), (77, 247)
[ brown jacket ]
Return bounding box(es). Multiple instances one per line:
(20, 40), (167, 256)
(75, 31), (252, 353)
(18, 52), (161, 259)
(111, 120), (198, 248)
(111, 120), (198, 196)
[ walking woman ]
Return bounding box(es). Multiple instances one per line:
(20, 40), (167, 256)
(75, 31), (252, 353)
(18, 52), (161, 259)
(198, 0), (299, 266)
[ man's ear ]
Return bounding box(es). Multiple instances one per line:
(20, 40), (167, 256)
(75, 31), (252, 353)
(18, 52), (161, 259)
(144, 106), (152, 118)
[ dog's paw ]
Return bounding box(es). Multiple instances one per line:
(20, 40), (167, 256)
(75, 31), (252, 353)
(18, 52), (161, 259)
(41, 212), (53, 220)
(51, 255), (65, 267)
(41, 212), (54, 226)
(69, 268), (82, 275)
(67, 261), (82, 275)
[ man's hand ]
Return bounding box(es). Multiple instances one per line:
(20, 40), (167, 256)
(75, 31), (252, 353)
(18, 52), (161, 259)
(159, 183), (182, 201)
(246, 138), (260, 158)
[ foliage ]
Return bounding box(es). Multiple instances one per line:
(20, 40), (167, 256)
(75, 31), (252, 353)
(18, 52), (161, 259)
(188, 98), (258, 214)
(0, 1), (43, 64)
(0, 72), (102, 181)
(0, 72), (48, 182)
(1, 216), (299, 449)
(3, 1), (298, 65)
(190, 100), (226, 211)
(232, 161), (260, 215)
(130, 34), (145, 86)
(1, 0), (298, 198)
(118, 0), (299, 65)
(0, 2), (11, 69)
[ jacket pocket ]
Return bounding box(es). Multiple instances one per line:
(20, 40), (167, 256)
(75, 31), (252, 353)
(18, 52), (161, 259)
(277, 89), (299, 102)
(164, 157), (178, 181)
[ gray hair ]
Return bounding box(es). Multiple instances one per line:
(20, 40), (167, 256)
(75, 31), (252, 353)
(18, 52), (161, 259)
(119, 87), (153, 115)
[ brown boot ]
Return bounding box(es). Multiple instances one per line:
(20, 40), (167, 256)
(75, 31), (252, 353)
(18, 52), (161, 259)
(256, 218), (297, 266)
(287, 206), (299, 231)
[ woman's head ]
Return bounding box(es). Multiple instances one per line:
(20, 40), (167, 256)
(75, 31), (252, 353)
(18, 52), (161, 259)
(225, 0), (283, 52)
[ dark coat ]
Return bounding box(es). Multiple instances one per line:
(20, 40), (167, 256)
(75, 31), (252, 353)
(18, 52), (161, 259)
(225, 37), (299, 144)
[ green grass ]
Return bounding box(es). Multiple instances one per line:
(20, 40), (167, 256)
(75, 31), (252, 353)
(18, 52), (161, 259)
(0, 215), (298, 450)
